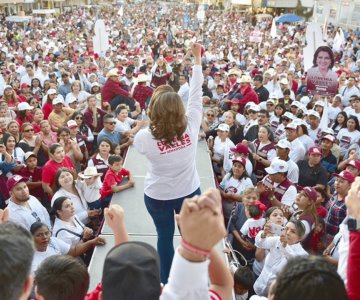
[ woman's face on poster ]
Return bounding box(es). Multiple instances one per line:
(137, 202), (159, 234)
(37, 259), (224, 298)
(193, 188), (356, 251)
(316, 51), (331, 71)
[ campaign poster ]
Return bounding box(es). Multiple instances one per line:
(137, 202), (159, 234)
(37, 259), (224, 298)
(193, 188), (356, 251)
(306, 45), (338, 96)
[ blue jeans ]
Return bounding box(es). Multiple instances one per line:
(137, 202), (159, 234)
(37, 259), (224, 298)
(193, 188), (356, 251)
(144, 187), (201, 284)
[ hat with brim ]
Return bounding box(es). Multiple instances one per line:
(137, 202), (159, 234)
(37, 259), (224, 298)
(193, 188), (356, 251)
(106, 68), (120, 78)
(238, 75), (253, 84)
(78, 166), (103, 178)
(333, 170), (355, 183)
(230, 143), (250, 155)
(6, 175), (28, 191)
(18, 102), (34, 111)
(345, 159), (360, 171)
(232, 157), (246, 167)
(136, 73), (149, 83)
(302, 186), (317, 202)
(265, 159), (288, 174)
(321, 135), (335, 143)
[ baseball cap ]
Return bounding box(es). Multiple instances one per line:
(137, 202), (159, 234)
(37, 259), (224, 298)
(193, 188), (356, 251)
(300, 96), (310, 106)
(21, 83), (30, 89)
(321, 135), (335, 143)
(346, 159), (360, 171)
(230, 98), (241, 104)
(308, 110), (320, 119)
(248, 104), (260, 112)
(314, 100), (325, 107)
(53, 97), (64, 105)
(6, 175), (28, 191)
(67, 120), (78, 129)
(280, 78), (289, 85)
(102, 242), (160, 300)
(47, 89), (57, 95)
(321, 128), (334, 135)
(277, 139), (291, 149)
(67, 96), (78, 104)
(285, 122), (298, 130)
(283, 112), (295, 120)
(230, 143), (250, 155)
(265, 158), (288, 174)
(266, 99), (275, 105)
(24, 151), (36, 161)
(216, 123), (230, 132)
(18, 102), (33, 111)
(309, 146), (322, 155)
(290, 101), (302, 108)
(333, 170), (355, 183)
(232, 157), (246, 167)
(302, 186), (317, 202)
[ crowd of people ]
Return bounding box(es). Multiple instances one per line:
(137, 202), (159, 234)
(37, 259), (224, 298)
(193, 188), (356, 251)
(1, 1), (360, 299)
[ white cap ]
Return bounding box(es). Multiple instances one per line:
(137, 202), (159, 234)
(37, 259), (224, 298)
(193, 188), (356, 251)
(67, 96), (78, 104)
(24, 151), (36, 161)
(67, 120), (78, 128)
(290, 101), (302, 108)
(18, 102), (33, 111)
(266, 99), (275, 104)
(53, 97), (64, 105)
(300, 96), (310, 106)
(248, 104), (260, 112)
(216, 123), (230, 132)
(283, 112), (295, 120)
(321, 128), (335, 135)
(47, 89), (57, 95)
(265, 158), (288, 174)
(285, 122), (298, 130)
(314, 100), (325, 107)
(280, 78), (289, 85)
(308, 110), (320, 119)
(277, 139), (291, 149)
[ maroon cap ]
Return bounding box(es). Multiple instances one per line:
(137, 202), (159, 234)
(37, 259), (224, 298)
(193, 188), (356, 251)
(232, 157), (246, 167)
(309, 146), (322, 156)
(6, 175), (28, 191)
(346, 159), (360, 171)
(21, 83), (30, 89)
(302, 187), (317, 202)
(230, 98), (241, 104)
(230, 143), (250, 155)
(333, 170), (355, 183)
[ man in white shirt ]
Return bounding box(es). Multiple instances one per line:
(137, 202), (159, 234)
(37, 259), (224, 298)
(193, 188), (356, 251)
(20, 63), (37, 86)
(307, 110), (321, 142)
(7, 175), (51, 231)
(283, 122), (306, 163)
(339, 76), (360, 107)
(276, 139), (299, 184)
(35, 63), (50, 86)
(178, 74), (189, 104)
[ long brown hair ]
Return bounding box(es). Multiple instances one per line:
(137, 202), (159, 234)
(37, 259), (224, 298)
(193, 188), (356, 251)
(148, 85), (187, 145)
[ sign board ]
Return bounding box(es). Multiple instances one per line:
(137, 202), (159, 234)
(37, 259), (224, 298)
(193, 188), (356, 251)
(249, 31), (263, 43)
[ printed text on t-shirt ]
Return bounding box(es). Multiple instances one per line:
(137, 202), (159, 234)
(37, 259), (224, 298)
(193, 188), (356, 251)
(157, 133), (192, 154)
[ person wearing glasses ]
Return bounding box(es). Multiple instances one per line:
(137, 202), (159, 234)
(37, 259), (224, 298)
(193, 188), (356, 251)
(7, 175), (51, 231)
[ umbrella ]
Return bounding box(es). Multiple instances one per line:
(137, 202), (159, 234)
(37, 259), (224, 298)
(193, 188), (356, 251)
(276, 14), (303, 23)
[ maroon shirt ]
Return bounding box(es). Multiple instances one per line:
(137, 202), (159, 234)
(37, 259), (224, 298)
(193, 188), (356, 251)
(20, 166), (44, 199)
(84, 108), (106, 134)
(101, 79), (130, 104)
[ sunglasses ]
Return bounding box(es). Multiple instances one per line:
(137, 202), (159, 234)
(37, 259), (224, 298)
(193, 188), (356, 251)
(24, 128), (34, 132)
(75, 117), (83, 120)
(207, 114), (215, 117)
(106, 121), (116, 125)
(283, 118), (291, 122)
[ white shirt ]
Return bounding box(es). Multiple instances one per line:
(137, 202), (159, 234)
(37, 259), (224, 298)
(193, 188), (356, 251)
(31, 237), (70, 273)
(75, 177), (102, 204)
(328, 106), (342, 122)
(337, 219), (350, 284)
(339, 85), (360, 107)
(178, 82), (190, 104)
(52, 188), (89, 224)
(160, 248), (220, 300)
(337, 128), (360, 155)
(308, 127), (321, 142)
(241, 217), (266, 239)
(115, 118), (135, 134)
(7, 195), (51, 231)
(287, 138), (306, 163)
(52, 216), (85, 246)
(284, 157), (299, 184)
(134, 65), (203, 200)
(298, 134), (315, 152)
(254, 232), (308, 296)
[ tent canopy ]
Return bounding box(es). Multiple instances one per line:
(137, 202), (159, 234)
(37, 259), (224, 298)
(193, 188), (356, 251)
(5, 16), (32, 22)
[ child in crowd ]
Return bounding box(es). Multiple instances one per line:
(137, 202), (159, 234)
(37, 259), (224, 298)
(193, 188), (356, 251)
(233, 266), (255, 300)
(100, 155), (135, 208)
(20, 151), (45, 203)
(314, 186), (328, 218)
(76, 166), (103, 210)
(252, 207), (286, 277)
(310, 217), (327, 254)
(114, 144), (121, 156)
(241, 201), (267, 242)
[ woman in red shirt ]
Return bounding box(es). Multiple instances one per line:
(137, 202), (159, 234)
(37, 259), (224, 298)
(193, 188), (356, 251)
(42, 143), (75, 198)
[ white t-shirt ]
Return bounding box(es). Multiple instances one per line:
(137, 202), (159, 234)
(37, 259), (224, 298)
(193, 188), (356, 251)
(287, 138), (306, 163)
(328, 106), (341, 122)
(52, 216), (85, 246)
(241, 217), (266, 239)
(337, 128), (360, 155)
(298, 134), (315, 152)
(213, 137), (235, 161)
(115, 117), (135, 134)
(31, 237), (70, 273)
(133, 65), (203, 200)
